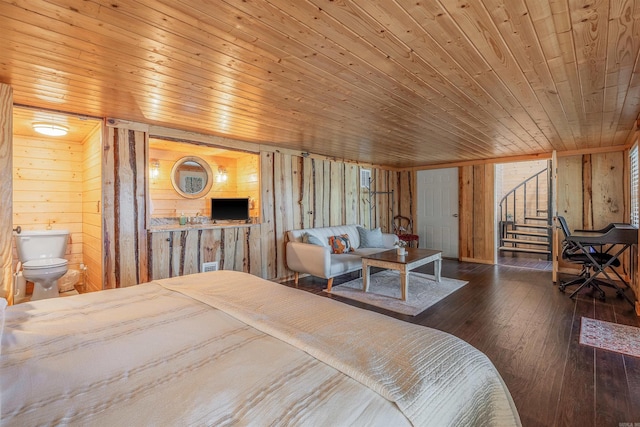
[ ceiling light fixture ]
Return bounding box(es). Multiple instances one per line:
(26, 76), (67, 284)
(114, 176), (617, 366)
(33, 123), (69, 137)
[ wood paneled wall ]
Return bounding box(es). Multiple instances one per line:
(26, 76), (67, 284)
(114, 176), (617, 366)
(259, 150), (413, 280)
(237, 153), (260, 219)
(556, 151), (629, 276)
(149, 226), (262, 279)
(103, 122), (149, 288)
(0, 84), (12, 301)
(457, 152), (631, 272)
(82, 124), (102, 292)
(459, 164), (496, 264)
(12, 134), (83, 269)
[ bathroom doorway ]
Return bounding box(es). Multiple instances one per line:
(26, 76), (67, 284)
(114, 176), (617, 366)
(12, 106), (104, 295)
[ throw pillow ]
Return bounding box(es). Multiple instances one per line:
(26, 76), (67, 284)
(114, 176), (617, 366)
(328, 234), (354, 254)
(357, 226), (384, 248)
(302, 232), (323, 246)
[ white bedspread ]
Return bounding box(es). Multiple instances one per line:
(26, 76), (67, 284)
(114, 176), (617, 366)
(1, 271), (520, 426)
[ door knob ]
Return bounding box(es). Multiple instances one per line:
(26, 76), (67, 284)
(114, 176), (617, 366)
(452, 214), (459, 217)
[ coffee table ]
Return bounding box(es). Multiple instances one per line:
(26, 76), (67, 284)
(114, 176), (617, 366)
(361, 248), (442, 301)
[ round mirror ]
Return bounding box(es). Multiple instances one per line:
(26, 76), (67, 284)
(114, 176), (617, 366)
(170, 156), (213, 199)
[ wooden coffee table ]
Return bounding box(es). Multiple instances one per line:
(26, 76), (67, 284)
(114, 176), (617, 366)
(362, 248), (442, 301)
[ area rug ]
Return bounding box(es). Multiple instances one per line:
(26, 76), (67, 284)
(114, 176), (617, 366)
(580, 317), (640, 358)
(326, 270), (468, 316)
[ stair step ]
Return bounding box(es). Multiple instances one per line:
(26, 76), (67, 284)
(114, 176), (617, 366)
(505, 230), (549, 238)
(513, 223), (550, 230)
(524, 216), (549, 222)
(501, 238), (550, 246)
(499, 246), (551, 255)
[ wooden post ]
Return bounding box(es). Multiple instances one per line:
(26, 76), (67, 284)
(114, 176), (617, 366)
(0, 84), (12, 303)
(103, 121), (148, 288)
(551, 150), (558, 283)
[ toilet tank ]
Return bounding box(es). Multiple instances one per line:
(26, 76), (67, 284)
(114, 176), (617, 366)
(14, 230), (70, 262)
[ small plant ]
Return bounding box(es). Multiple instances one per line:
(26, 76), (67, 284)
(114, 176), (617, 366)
(394, 240), (408, 248)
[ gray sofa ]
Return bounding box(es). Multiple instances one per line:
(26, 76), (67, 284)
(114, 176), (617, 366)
(286, 224), (398, 291)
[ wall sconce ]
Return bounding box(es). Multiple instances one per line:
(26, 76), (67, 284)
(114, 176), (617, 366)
(216, 166), (228, 183)
(150, 160), (160, 179)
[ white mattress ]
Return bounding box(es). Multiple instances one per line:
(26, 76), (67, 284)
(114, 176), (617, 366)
(0, 271), (520, 426)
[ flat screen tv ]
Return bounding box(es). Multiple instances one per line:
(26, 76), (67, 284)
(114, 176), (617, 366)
(211, 198), (250, 222)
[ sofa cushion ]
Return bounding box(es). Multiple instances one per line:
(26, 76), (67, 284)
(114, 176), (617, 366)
(288, 225), (361, 248)
(357, 226), (384, 248)
(302, 232), (324, 246)
(329, 253), (363, 276)
(328, 234), (354, 254)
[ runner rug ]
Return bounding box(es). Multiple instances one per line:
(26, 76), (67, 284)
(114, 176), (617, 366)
(580, 317), (640, 358)
(326, 270), (467, 316)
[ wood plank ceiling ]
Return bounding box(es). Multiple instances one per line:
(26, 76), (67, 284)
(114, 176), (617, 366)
(1, 0), (640, 168)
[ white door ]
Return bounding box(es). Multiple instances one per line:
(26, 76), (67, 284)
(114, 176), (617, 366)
(416, 168), (459, 258)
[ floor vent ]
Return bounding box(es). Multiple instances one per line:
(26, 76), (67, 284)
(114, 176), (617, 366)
(202, 262), (218, 272)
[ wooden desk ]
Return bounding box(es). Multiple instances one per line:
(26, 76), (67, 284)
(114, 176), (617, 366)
(362, 248), (442, 301)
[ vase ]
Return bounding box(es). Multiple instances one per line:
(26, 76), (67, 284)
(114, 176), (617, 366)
(396, 247), (406, 256)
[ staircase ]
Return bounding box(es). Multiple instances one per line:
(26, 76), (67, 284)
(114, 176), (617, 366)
(498, 165), (552, 260)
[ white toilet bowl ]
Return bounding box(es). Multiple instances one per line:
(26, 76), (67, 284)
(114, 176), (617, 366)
(14, 230), (70, 301)
(22, 258), (69, 300)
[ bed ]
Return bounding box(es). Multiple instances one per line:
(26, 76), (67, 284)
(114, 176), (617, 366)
(1, 270), (520, 426)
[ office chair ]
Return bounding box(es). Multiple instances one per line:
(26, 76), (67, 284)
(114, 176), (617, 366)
(556, 216), (620, 300)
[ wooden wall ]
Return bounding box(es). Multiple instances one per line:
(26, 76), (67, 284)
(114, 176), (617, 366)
(82, 124), (102, 292)
(103, 122), (149, 289)
(12, 134), (83, 270)
(459, 164), (495, 264)
(454, 151), (632, 278)
(237, 153), (260, 220)
(556, 151), (629, 276)
(0, 84), (12, 301)
(104, 121), (414, 284)
(259, 151), (412, 280)
(149, 226), (262, 279)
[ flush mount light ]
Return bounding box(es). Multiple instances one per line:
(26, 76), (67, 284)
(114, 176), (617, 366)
(33, 123), (68, 137)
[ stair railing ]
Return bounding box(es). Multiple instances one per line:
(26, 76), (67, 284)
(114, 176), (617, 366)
(499, 167), (549, 223)
(499, 166), (551, 251)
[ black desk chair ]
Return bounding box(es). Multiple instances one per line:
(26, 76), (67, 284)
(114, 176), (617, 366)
(556, 216), (620, 300)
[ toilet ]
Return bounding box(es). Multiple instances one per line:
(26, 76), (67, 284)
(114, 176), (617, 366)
(14, 230), (69, 300)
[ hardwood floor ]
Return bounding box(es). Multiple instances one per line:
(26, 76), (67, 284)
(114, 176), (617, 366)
(283, 260), (640, 427)
(498, 254), (553, 271)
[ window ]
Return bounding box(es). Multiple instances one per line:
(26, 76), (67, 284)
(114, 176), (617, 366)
(360, 169), (371, 189)
(630, 144), (639, 227)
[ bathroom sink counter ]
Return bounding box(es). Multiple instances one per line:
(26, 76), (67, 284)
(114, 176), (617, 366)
(148, 222), (260, 233)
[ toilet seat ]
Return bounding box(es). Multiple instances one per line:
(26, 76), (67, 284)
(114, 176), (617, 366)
(23, 258), (68, 270)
